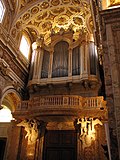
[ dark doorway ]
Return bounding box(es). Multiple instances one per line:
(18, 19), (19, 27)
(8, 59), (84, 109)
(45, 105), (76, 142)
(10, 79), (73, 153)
(0, 138), (7, 160)
(43, 130), (77, 160)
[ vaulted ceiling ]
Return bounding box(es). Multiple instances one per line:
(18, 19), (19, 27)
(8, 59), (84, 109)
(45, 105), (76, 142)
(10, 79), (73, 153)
(8, 0), (93, 45)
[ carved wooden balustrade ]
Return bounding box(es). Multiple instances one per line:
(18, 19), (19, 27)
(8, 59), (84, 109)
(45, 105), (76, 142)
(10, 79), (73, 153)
(13, 95), (107, 120)
(15, 95), (107, 115)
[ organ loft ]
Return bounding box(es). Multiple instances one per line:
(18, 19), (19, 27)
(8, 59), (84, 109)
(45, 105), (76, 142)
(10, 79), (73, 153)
(0, 0), (120, 160)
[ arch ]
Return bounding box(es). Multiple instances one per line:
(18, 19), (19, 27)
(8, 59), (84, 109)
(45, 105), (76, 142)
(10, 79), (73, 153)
(1, 87), (21, 112)
(51, 36), (72, 48)
(0, 87), (21, 122)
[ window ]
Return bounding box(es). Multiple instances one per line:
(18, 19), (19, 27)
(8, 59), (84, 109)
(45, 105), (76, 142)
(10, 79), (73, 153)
(19, 35), (30, 59)
(0, 106), (14, 122)
(0, 0), (5, 23)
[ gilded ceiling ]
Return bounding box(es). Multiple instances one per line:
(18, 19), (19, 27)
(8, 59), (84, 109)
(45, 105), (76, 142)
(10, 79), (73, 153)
(10, 0), (93, 45)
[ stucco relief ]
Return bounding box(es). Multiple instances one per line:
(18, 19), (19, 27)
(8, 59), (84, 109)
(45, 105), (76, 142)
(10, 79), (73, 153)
(10, 0), (93, 45)
(17, 119), (46, 144)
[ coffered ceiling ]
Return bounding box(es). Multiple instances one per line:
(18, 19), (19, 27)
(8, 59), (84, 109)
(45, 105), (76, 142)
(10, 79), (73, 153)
(9, 0), (93, 45)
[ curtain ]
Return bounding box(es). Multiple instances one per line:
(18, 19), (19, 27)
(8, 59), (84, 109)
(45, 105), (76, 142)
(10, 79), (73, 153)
(72, 46), (80, 76)
(41, 50), (50, 78)
(52, 41), (68, 78)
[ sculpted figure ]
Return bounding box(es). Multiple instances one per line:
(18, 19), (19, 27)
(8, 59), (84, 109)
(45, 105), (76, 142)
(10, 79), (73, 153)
(77, 118), (103, 149)
(17, 119), (39, 143)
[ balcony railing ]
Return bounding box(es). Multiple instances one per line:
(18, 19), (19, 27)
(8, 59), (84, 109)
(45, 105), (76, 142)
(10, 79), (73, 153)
(16, 95), (106, 111)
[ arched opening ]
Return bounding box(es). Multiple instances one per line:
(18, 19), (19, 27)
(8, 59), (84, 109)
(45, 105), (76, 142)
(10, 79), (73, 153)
(0, 106), (13, 122)
(0, 90), (21, 122)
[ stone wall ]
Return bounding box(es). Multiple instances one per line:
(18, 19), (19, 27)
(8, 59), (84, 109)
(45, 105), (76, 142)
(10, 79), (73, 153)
(100, 8), (120, 159)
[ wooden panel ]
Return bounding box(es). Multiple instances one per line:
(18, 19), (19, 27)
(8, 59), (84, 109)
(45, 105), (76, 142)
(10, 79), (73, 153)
(43, 130), (77, 160)
(0, 138), (7, 160)
(46, 149), (60, 160)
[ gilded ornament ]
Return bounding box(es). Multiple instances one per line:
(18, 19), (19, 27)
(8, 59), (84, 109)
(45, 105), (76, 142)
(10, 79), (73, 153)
(110, 0), (120, 6)
(42, 22), (52, 32)
(48, 12), (55, 20)
(40, 2), (49, 9)
(36, 15), (43, 21)
(16, 21), (22, 29)
(42, 12), (48, 19)
(11, 28), (16, 38)
(66, 9), (73, 16)
(72, 0), (80, 5)
(57, 16), (68, 26)
(23, 13), (30, 21)
(73, 17), (83, 25)
(51, 0), (60, 6)
(31, 6), (39, 14)
(110, 0), (116, 5)
(62, 0), (70, 4)
(69, 7), (79, 13)
(36, 12), (48, 21)
(27, 28), (37, 41)
(89, 17), (93, 30)
(51, 8), (65, 15)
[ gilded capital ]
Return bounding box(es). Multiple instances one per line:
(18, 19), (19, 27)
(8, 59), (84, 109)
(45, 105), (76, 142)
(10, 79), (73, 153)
(32, 36), (44, 50)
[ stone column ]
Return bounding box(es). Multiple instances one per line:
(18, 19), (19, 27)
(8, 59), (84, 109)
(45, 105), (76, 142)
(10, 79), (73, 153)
(32, 43), (39, 80)
(104, 122), (112, 160)
(6, 121), (22, 160)
(32, 37), (44, 80)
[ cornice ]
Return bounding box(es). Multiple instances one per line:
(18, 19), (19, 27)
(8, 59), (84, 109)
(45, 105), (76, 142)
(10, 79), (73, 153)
(0, 24), (29, 73)
(100, 7), (120, 23)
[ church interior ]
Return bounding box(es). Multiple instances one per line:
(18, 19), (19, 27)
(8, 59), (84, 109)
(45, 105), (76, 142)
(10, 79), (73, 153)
(0, 0), (120, 160)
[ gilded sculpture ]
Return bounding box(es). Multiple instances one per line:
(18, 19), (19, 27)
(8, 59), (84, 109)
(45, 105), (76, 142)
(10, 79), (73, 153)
(17, 119), (39, 144)
(77, 118), (103, 149)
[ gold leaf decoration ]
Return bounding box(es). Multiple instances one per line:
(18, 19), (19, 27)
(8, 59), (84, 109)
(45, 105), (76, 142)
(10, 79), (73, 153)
(42, 22), (52, 32)
(51, 7), (65, 15)
(11, 28), (16, 38)
(16, 21), (22, 29)
(72, 0), (80, 5)
(62, 0), (70, 4)
(51, 0), (60, 6)
(40, 2), (49, 9)
(23, 13), (30, 21)
(31, 6), (39, 14)
(73, 17), (83, 25)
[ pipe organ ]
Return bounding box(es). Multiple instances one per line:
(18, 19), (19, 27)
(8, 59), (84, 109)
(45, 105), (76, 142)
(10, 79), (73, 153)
(28, 31), (99, 89)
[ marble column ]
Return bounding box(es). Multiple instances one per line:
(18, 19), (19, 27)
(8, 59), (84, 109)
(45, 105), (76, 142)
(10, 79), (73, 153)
(32, 37), (44, 80)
